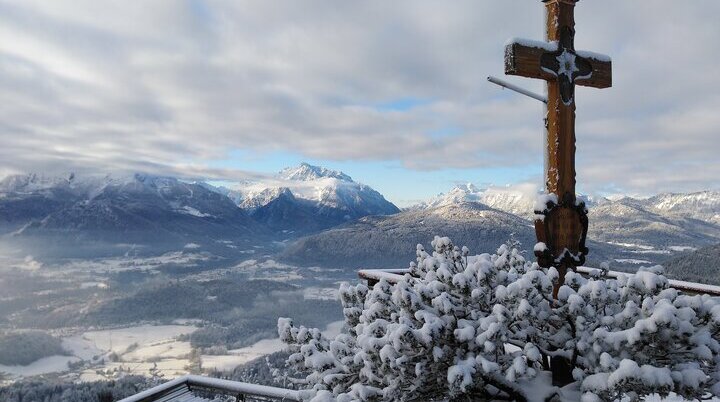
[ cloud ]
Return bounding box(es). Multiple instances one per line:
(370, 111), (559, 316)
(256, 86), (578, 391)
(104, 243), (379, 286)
(0, 0), (718, 195)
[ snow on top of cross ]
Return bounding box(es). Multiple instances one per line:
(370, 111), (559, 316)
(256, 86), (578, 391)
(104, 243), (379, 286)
(576, 50), (611, 63)
(505, 37), (558, 52)
(504, 38), (610, 63)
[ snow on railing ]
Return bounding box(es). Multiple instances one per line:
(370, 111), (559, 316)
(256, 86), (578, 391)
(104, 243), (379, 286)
(358, 267), (720, 297)
(118, 374), (301, 402)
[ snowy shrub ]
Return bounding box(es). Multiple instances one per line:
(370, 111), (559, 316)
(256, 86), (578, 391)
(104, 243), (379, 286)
(279, 237), (720, 401)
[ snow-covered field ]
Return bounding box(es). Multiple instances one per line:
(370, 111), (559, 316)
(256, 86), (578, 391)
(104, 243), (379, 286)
(80, 324), (196, 353)
(303, 286), (340, 300)
(0, 355), (81, 377)
(0, 325), (197, 380)
(75, 324), (197, 381)
(2, 321), (345, 381)
(614, 258), (652, 264)
(181, 258), (314, 282)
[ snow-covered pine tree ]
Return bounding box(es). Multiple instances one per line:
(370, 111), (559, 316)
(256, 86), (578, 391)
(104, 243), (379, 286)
(279, 237), (720, 401)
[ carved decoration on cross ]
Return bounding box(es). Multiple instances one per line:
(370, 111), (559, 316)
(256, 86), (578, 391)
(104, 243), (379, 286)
(540, 26), (592, 105)
(503, 0), (612, 298)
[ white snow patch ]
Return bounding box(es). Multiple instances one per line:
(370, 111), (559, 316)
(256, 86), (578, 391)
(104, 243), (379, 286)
(0, 355), (81, 377)
(506, 37), (558, 52)
(614, 258), (652, 265)
(179, 206), (213, 218)
(667, 246), (697, 252)
(576, 50), (611, 63)
(81, 325), (197, 354)
(607, 242), (655, 250)
(303, 287), (340, 301)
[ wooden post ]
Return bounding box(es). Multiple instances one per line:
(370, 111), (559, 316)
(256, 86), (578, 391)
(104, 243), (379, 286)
(504, 0), (611, 298)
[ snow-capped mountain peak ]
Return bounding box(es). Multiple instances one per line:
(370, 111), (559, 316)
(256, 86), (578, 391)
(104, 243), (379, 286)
(418, 183), (538, 218)
(417, 183), (605, 219)
(431, 183), (483, 206)
(278, 163), (353, 182)
(214, 163), (399, 234)
(238, 187), (295, 210)
(0, 172), (80, 193)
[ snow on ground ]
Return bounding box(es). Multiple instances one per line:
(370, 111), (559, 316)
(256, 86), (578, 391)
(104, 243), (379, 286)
(632, 249), (672, 255)
(1, 325), (198, 380)
(667, 245), (697, 252)
(74, 325), (198, 381)
(0, 355), (81, 377)
(229, 259), (304, 281)
(44, 252), (213, 276)
(79, 359), (193, 382)
(303, 286), (339, 300)
(201, 321), (344, 373)
(81, 325), (196, 353)
(614, 258), (653, 264)
(179, 206), (214, 218)
(122, 339), (192, 362)
(62, 335), (104, 361)
(79, 281), (108, 289)
(5, 322), (345, 380)
(606, 241), (684, 255)
(608, 241), (655, 250)
(184, 259), (307, 282)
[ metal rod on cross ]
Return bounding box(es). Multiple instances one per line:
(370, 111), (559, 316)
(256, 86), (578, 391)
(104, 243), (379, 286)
(487, 76), (548, 104)
(503, 0), (612, 299)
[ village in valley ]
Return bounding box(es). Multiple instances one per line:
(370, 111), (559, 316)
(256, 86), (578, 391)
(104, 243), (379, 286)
(0, 1), (719, 401)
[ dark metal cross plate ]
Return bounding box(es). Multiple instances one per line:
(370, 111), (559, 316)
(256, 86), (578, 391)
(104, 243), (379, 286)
(539, 27), (593, 104)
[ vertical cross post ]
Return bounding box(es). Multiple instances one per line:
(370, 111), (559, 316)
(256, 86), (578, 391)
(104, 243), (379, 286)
(504, 0), (612, 298)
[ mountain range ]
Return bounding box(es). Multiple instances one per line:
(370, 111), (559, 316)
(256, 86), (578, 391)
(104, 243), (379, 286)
(280, 202), (537, 269)
(1, 166), (719, 278)
(0, 165), (399, 257)
(0, 173), (266, 257)
(281, 183), (720, 271)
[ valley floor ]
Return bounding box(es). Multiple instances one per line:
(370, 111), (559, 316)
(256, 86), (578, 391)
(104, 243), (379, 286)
(0, 249), (350, 386)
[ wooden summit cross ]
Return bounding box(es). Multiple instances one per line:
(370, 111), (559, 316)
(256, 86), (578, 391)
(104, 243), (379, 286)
(504, 0), (611, 298)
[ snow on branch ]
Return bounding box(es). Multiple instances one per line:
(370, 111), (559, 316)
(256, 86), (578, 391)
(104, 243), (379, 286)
(279, 237), (720, 401)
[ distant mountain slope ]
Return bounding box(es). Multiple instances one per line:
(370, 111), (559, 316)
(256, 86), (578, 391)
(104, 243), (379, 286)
(217, 163), (400, 235)
(283, 186), (720, 271)
(280, 202), (537, 269)
(249, 188), (326, 234)
(663, 243), (720, 285)
(588, 198), (720, 249)
(0, 173), (267, 257)
(643, 191), (720, 225)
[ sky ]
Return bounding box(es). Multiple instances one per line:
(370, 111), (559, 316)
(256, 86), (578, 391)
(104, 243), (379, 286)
(1, 1), (719, 207)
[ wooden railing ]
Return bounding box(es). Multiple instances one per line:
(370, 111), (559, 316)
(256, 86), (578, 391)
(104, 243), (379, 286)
(118, 374), (301, 402)
(358, 267), (720, 297)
